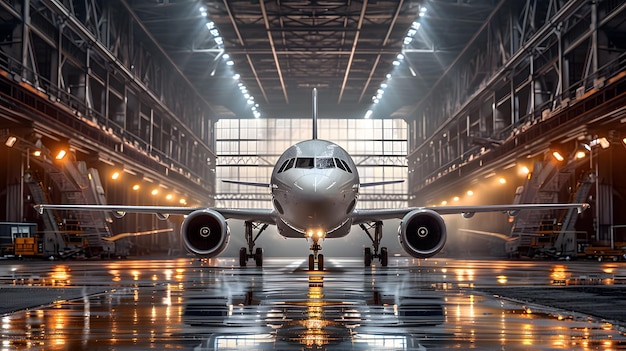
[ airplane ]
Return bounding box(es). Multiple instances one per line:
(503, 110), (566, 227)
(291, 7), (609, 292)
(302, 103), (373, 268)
(35, 89), (590, 271)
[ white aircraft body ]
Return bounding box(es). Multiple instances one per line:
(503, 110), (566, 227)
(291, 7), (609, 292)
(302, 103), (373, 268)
(36, 89), (589, 270)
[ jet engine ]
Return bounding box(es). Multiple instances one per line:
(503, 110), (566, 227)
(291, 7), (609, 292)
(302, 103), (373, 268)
(181, 209), (230, 256)
(398, 209), (447, 258)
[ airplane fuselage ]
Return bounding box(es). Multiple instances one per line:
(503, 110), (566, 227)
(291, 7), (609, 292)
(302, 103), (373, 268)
(271, 139), (359, 239)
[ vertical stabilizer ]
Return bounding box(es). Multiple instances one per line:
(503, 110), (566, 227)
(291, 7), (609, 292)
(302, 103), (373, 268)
(312, 88), (318, 140)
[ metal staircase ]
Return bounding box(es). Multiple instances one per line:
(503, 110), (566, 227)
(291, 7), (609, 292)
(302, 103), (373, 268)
(29, 153), (114, 256)
(61, 161), (112, 252)
(511, 161), (559, 248)
(560, 171), (594, 234)
(510, 157), (579, 254)
(24, 171), (60, 235)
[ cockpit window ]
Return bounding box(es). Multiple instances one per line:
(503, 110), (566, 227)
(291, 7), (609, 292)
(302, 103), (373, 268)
(295, 157), (315, 169)
(316, 158), (335, 169)
(340, 159), (352, 173)
(281, 157), (351, 172)
(277, 159), (290, 173)
(285, 158), (295, 171)
(335, 158), (346, 171)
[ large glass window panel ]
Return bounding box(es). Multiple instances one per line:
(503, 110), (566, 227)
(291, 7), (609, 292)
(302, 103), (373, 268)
(215, 118), (407, 209)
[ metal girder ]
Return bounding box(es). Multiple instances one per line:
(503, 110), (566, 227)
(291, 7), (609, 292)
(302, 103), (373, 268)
(407, 0), (626, 201)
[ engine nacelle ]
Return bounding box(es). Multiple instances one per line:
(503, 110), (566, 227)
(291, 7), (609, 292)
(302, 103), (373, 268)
(398, 209), (447, 258)
(181, 209), (230, 257)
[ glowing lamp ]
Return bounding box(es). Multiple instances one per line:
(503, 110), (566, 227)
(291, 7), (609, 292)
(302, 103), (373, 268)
(552, 151), (565, 162)
(55, 149), (67, 160)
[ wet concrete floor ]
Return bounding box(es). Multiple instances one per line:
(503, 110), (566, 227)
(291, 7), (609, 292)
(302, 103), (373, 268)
(1, 257), (626, 350)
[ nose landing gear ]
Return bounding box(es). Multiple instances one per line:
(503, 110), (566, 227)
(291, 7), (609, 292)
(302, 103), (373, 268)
(308, 240), (324, 271)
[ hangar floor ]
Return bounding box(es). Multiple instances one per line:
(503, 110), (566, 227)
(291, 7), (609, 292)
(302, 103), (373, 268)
(1, 257), (626, 350)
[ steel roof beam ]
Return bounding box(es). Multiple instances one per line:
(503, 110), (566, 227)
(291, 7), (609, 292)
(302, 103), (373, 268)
(338, 0), (368, 104)
(260, 0), (289, 104)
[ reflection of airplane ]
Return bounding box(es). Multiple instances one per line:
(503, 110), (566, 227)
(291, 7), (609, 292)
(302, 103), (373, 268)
(185, 274), (437, 350)
(36, 89), (589, 270)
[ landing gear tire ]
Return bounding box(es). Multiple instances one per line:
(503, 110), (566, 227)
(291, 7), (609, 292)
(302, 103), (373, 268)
(361, 221), (388, 267)
(240, 221), (269, 268)
(380, 247), (388, 267)
(364, 247), (372, 267)
(255, 248), (263, 267)
(308, 254), (315, 271)
(318, 254), (324, 271)
(239, 247), (247, 267)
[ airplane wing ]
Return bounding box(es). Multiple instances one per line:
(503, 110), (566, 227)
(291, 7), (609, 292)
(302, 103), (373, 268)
(359, 180), (405, 187)
(351, 203), (590, 224)
(221, 179), (271, 188)
(34, 204), (277, 225)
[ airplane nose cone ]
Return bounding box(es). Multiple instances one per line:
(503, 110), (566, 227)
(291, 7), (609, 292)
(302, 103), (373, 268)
(293, 174), (336, 197)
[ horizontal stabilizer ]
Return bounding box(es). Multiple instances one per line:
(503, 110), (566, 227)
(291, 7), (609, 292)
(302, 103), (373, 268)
(221, 179), (271, 188)
(359, 180), (405, 187)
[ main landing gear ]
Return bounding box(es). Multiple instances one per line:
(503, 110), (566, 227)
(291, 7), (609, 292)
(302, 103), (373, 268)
(239, 221), (268, 267)
(359, 221), (388, 267)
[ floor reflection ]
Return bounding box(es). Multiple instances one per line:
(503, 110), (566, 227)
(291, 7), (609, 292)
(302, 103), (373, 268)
(1, 257), (626, 350)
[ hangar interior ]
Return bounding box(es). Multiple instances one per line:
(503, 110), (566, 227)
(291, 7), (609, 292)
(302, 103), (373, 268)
(1, 0), (626, 259)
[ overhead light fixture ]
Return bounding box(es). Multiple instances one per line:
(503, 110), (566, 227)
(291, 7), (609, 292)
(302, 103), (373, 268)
(132, 184), (140, 191)
(364, 110), (373, 119)
(55, 149), (67, 160)
(5, 136), (17, 147)
(111, 171), (120, 180)
(552, 151), (565, 162)
(622, 137), (626, 146)
(151, 189), (159, 196)
(598, 137), (610, 149)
